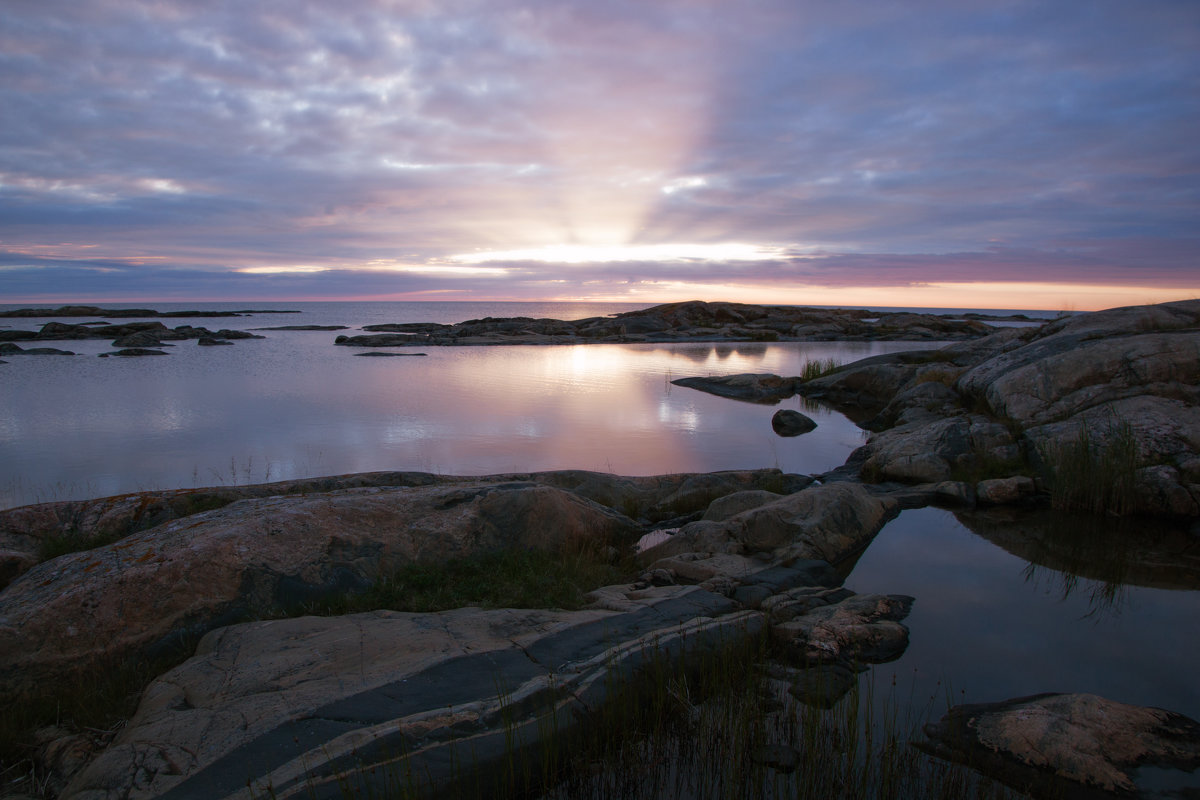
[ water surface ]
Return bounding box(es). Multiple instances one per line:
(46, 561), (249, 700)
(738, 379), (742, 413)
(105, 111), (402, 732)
(0, 301), (930, 508)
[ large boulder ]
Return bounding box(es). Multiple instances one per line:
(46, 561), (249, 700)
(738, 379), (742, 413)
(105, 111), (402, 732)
(652, 483), (899, 566)
(919, 693), (1200, 799)
(856, 415), (1019, 484)
(0, 482), (638, 700)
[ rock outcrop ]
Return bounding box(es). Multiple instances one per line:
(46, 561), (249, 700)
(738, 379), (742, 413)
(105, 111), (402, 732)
(2, 471), (913, 799)
(919, 693), (1200, 799)
(800, 300), (1200, 517)
(0, 482), (638, 700)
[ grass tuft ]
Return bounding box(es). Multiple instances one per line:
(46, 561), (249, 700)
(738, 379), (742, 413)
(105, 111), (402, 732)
(800, 357), (842, 381)
(1042, 419), (1141, 515)
(297, 545), (634, 616)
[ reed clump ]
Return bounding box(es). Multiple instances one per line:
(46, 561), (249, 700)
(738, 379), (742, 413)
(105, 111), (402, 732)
(1042, 419), (1141, 515)
(800, 357), (842, 381)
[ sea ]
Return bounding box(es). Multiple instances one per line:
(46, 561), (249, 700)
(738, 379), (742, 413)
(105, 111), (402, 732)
(3, 300), (1197, 751)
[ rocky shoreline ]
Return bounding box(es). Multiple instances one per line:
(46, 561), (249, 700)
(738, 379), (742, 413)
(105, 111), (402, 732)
(1, 299), (1197, 799)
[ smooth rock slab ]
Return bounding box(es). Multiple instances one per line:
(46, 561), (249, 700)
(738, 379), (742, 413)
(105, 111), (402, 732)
(919, 693), (1200, 799)
(0, 482), (637, 700)
(64, 588), (760, 800)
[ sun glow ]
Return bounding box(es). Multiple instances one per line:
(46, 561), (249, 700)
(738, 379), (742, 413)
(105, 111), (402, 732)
(451, 242), (788, 265)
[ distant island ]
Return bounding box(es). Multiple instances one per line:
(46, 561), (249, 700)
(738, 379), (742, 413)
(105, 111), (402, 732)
(334, 299), (1036, 347)
(0, 305), (299, 318)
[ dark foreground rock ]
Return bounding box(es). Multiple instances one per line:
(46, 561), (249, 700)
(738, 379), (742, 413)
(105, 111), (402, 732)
(0, 482), (638, 699)
(918, 693), (1200, 799)
(3, 471), (911, 799)
(61, 594), (760, 799)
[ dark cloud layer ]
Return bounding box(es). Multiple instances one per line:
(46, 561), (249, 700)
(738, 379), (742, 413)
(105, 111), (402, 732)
(1, 0), (1197, 307)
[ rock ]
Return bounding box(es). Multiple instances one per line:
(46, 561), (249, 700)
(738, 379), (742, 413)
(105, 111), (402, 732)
(671, 373), (801, 403)
(703, 490), (785, 521)
(62, 591), (761, 800)
(0, 482), (639, 700)
(685, 482), (899, 565)
(771, 593), (914, 666)
(786, 662), (860, 709)
(251, 325), (349, 331)
(352, 351), (428, 357)
(797, 350), (951, 418)
(962, 330), (1200, 427)
(212, 329), (264, 340)
(111, 331), (165, 347)
(771, 409), (817, 436)
(857, 415), (1017, 484)
(196, 337), (233, 346)
(918, 693), (1200, 799)
(99, 348), (168, 356)
(647, 471), (808, 519)
(0, 343), (75, 355)
(335, 333), (423, 347)
(0, 329), (38, 341)
(976, 476), (1036, 505)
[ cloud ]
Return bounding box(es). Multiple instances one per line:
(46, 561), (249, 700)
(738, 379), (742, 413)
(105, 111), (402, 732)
(1, 0), (1197, 305)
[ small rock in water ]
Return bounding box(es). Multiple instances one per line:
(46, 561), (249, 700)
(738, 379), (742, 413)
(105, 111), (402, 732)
(353, 351), (428, 357)
(771, 409), (817, 436)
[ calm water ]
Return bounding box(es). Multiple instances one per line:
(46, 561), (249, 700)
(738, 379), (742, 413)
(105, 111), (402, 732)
(3, 300), (1195, 747)
(848, 508), (1200, 725)
(0, 301), (934, 509)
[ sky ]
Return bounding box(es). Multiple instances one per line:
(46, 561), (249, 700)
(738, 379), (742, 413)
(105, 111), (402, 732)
(1, 0), (1198, 310)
